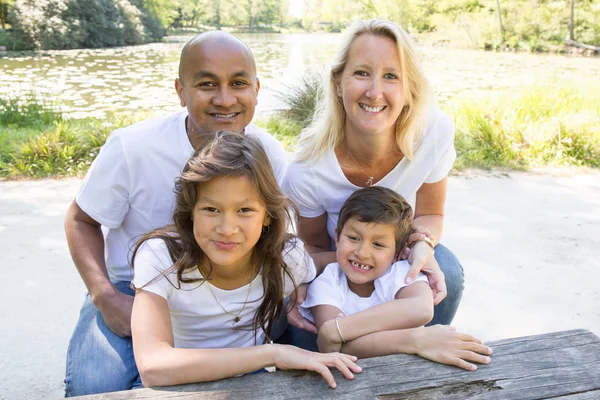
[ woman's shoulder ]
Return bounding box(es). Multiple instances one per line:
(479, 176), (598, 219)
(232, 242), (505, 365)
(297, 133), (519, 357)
(423, 107), (454, 139)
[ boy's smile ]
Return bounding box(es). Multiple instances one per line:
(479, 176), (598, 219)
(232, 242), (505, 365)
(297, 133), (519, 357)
(336, 218), (397, 297)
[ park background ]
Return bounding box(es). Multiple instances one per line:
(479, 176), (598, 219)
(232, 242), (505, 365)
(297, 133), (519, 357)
(1, 0), (599, 399)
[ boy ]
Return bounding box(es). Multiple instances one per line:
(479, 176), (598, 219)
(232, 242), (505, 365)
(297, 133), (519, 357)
(299, 186), (434, 357)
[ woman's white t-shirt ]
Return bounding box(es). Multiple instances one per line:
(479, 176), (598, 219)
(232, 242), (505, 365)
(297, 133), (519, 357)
(298, 261), (428, 322)
(132, 238), (316, 349)
(283, 108), (456, 244)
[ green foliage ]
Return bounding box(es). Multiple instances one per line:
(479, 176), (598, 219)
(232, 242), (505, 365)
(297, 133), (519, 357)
(6, 0), (165, 50)
(276, 71), (321, 130)
(0, 94), (143, 178)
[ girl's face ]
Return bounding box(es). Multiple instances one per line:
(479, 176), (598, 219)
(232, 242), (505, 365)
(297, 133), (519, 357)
(192, 175), (270, 273)
(335, 34), (406, 140)
(335, 218), (397, 297)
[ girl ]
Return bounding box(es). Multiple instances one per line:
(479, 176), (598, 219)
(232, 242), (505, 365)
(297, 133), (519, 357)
(130, 132), (361, 389)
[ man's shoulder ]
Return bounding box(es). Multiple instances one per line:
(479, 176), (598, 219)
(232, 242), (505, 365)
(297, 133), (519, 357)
(245, 124), (285, 151)
(111, 111), (185, 144)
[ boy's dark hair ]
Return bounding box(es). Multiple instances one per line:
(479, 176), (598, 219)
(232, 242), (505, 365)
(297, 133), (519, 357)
(336, 187), (413, 256)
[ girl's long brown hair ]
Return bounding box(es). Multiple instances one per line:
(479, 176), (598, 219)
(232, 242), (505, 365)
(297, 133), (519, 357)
(131, 131), (298, 342)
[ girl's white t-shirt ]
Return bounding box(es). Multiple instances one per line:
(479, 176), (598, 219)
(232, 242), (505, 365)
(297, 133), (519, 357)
(132, 237), (316, 349)
(298, 261), (428, 322)
(283, 107), (456, 244)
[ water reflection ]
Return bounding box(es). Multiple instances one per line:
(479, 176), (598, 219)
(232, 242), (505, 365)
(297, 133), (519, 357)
(1, 33), (598, 119)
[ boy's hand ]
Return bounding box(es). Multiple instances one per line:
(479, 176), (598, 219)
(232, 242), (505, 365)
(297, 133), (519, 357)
(287, 284), (318, 333)
(317, 318), (344, 353)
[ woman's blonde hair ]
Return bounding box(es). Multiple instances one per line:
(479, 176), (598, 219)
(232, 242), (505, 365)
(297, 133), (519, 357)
(295, 19), (431, 163)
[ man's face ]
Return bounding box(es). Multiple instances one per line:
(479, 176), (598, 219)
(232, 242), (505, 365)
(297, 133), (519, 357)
(176, 41), (260, 134)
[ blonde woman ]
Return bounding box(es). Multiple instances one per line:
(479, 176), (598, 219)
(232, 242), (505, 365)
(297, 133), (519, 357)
(283, 19), (489, 369)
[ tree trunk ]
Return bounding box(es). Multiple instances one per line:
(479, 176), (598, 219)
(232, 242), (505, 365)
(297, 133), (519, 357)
(214, 0), (221, 30)
(569, 0), (575, 41)
(496, 0), (504, 43)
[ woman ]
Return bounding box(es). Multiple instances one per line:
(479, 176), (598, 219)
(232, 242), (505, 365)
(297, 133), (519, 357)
(283, 19), (485, 368)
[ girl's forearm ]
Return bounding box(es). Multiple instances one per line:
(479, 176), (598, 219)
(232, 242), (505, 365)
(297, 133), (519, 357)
(340, 329), (418, 359)
(138, 343), (278, 387)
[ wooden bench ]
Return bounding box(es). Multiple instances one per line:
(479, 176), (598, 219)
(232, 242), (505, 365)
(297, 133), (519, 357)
(75, 329), (600, 399)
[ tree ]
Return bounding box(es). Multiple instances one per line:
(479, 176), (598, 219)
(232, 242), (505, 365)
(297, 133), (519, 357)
(0, 0), (14, 29)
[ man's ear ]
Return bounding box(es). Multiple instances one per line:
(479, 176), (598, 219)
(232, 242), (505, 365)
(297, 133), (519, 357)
(255, 77), (261, 95)
(175, 78), (186, 107)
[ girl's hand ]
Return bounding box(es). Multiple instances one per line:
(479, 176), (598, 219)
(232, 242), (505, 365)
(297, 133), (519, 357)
(273, 344), (361, 388)
(410, 325), (493, 371)
(405, 242), (447, 305)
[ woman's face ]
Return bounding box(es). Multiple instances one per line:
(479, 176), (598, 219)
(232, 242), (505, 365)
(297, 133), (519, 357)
(336, 34), (406, 140)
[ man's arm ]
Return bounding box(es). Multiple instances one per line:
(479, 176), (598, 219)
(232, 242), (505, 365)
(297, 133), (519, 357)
(65, 200), (134, 337)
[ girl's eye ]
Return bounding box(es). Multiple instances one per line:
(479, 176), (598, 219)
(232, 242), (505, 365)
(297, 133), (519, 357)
(203, 207), (219, 213)
(384, 73), (398, 79)
(354, 70), (369, 77)
(239, 207), (254, 213)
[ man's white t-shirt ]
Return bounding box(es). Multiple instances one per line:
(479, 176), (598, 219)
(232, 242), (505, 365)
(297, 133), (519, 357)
(283, 108), (455, 244)
(132, 238), (316, 348)
(76, 110), (288, 283)
(298, 261), (428, 322)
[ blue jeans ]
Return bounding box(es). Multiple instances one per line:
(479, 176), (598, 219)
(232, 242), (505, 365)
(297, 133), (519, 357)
(280, 243), (465, 351)
(64, 281), (141, 397)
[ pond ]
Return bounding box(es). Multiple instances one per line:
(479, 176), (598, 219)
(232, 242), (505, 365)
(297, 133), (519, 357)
(1, 33), (599, 119)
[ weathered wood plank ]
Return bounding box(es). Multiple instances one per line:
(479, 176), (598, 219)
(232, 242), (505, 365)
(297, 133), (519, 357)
(73, 329), (600, 400)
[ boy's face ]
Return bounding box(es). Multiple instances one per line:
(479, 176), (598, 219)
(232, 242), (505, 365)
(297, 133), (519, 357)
(335, 217), (397, 295)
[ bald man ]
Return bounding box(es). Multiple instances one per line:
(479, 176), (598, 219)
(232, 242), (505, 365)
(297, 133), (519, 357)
(63, 32), (287, 396)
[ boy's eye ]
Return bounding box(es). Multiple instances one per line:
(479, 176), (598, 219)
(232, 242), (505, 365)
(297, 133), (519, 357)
(346, 235), (359, 241)
(373, 242), (386, 248)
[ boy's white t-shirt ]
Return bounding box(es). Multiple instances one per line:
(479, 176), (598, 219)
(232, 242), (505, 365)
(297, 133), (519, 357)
(298, 261), (428, 322)
(76, 110), (288, 283)
(283, 107), (455, 244)
(132, 238), (316, 349)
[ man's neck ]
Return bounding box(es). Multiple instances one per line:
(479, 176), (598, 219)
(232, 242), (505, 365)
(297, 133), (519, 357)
(186, 117), (246, 150)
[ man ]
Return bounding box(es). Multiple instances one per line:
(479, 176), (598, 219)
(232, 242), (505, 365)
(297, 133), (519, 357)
(64, 31), (287, 396)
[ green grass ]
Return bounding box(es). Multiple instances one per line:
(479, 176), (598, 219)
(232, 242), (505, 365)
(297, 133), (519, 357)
(449, 81), (600, 170)
(2, 78), (598, 179)
(0, 95), (143, 178)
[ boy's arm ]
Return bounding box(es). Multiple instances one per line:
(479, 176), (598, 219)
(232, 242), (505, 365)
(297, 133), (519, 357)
(317, 282), (433, 352)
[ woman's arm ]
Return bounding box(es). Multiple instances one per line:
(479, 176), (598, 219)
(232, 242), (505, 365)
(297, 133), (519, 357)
(404, 178), (448, 304)
(132, 290), (361, 388)
(315, 282), (433, 353)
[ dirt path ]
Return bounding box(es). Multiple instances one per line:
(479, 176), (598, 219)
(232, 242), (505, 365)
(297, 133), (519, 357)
(1, 171), (599, 399)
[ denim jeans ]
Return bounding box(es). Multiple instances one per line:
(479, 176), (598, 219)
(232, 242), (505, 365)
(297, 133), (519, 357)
(279, 243), (465, 351)
(64, 281), (142, 397)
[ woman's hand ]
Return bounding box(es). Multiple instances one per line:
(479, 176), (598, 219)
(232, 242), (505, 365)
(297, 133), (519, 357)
(410, 325), (493, 371)
(273, 344), (362, 388)
(405, 241), (447, 305)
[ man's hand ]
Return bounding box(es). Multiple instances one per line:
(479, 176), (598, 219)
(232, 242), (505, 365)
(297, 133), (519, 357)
(405, 242), (447, 305)
(94, 289), (135, 337)
(287, 284), (317, 334)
